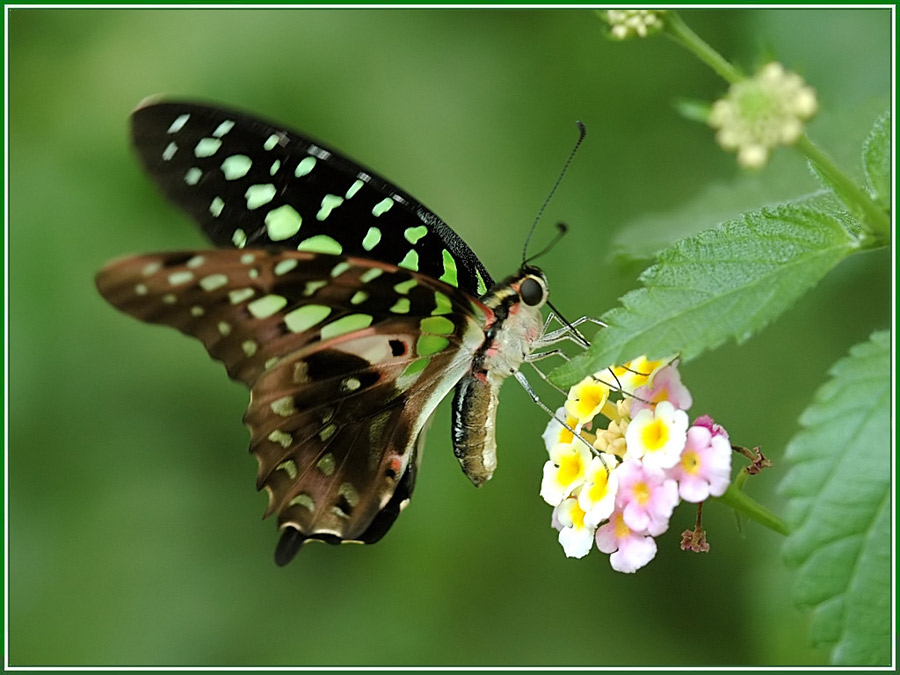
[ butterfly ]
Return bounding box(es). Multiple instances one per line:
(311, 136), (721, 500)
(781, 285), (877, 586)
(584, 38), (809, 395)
(96, 98), (577, 565)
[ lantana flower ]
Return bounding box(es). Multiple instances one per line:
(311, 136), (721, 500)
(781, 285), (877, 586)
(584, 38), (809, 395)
(631, 362), (693, 416)
(624, 400), (689, 470)
(540, 441), (592, 506)
(607, 355), (671, 395)
(555, 494), (596, 559)
(578, 453), (620, 527)
(668, 421), (732, 502)
(708, 61), (818, 168)
(565, 376), (610, 426)
(542, 407), (590, 452)
(595, 510), (658, 573)
(615, 459), (680, 536)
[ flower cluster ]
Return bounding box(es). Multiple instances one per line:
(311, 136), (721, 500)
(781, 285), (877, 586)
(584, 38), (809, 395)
(708, 62), (818, 169)
(540, 356), (732, 573)
(602, 9), (667, 40)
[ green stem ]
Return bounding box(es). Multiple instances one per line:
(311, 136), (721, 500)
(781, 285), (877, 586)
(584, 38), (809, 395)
(795, 135), (892, 240)
(663, 11), (742, 84)
(714, 485), (790, 536)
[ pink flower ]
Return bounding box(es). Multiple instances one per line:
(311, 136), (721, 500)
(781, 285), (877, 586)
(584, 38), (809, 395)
(667, 423), (732, 502)
(614, 459), (679, 536)
(595, 510), (658, 573)
(631, 363), (693, 416)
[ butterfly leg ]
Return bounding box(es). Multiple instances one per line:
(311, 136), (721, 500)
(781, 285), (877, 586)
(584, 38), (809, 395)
(537, 314), (605, 349)
(513, 370), (603, 461)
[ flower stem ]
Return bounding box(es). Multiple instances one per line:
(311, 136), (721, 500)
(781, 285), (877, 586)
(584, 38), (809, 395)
(714, 485), (790, 536)
(795, 135), (892, 240)
(663, 11), (742, 84)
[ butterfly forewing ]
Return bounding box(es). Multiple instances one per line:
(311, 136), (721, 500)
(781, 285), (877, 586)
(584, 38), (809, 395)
(131, 99), (493, 297)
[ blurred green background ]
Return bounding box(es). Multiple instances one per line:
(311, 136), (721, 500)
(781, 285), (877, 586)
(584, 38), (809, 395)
(8, 8), (891, 667)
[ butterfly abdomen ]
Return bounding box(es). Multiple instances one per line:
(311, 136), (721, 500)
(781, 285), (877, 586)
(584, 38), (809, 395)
(450, 267), (550, 486)
(451, 372), (502, 486)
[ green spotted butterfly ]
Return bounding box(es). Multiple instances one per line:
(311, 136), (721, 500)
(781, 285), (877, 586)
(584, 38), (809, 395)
(97, 98), (572, 565)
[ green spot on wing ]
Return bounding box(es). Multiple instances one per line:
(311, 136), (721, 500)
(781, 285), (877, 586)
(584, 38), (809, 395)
(274, 258), (299, 276)
(295, 156), (316, 176)
(362, 227), (382, 251)
(200, 273), (228, 291)
(317, 194), (344, 221)
(420, 315), (455, 335)
(372, 198), (393, 217)
(184, 167), (202, 185)
(194, 137), (222, 158)
(404, 225), (428, 244)
(247, 294), (288, 319)
(390, 298), (411, 314)
(212, 120), (234, 137)
(167, 114), (190, 133)
(439, 249), (459, 287)
(330, 261), (352, 278)
(265, 204), (302, 241)
(245, 184), (277, 209)
(297, 235), (342, 255)
(232, 228), (247, 248)
(476, 270), (488, 296)
(264, 134), (280, 151)
(402, 358), (428, 378)
(361, 268), (383, 283)
(346, 179), (364, 199)
(221, 154), (252, 180)
(398, 249), (419, 272)
(321, 313), (373, 340)
(432, 291), (453, 315)
(416, 335), (450, 357)
(394, 279), (417, 295)
(284, 304), (331, 333)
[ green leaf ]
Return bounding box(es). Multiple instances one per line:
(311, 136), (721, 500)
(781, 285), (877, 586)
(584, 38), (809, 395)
(862, 110), (890, 211)
(780, 331), (891, 665)
(549, 194), (859, 386)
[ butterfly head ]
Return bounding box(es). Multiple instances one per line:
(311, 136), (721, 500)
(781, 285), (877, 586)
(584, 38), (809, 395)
(484, 265), (549, 311)
(516, 265), (549, 309)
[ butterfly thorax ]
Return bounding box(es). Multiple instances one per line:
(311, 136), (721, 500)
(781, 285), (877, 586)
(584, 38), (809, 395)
(451, 266), (549, 486)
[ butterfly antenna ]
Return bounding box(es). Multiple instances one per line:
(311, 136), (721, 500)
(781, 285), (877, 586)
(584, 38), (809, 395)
(522, 120), (587, 266)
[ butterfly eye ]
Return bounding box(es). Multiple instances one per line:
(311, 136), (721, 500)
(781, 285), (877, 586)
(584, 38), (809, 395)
(520, 276), (546, 307)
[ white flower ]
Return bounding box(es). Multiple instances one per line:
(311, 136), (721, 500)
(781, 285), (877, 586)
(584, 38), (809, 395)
(604, 9), (667, 40)
(555, 495), (596, 559)
(540, 441), (592, 506)
(708, 62), (818, 169)
(578, 454), (620, 527)
(542, 407), (585, 453)
(624, 400), (689, 470)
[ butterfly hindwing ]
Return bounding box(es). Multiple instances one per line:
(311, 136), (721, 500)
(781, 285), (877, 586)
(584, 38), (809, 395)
(131, 99), (493, 297)
(96, 249), (489, 558)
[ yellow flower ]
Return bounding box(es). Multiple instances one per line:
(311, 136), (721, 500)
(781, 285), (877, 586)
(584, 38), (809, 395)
(565, 376), (610, 426)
